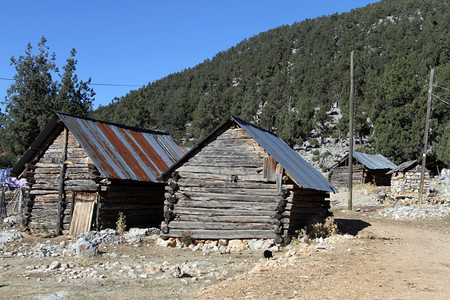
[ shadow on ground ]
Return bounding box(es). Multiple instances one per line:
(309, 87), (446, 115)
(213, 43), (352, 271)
(335, 218), (371, 236)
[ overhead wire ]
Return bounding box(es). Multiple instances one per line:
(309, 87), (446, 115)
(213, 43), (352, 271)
(432, 93), (450, 106)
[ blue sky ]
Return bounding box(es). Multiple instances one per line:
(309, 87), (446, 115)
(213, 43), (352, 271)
(0, 0), (379, 111)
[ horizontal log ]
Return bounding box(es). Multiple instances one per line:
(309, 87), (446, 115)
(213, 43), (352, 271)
(64, 186), (99, 192)
(187, 155), (263, 163)
(178, 172), (267, 183)
(177, 165), (263, 175)
(183, 161), (263, 168)
(175, 191), (278, 203)
(199, 149), (265, 157)
(168, 220), (279, 231)
(31, 184), (59, 190)
(177, 199), (278, 211)
(173, 207), (277, 217)
(35, 163), (61, 168)
(177, 179), (280, 189)
(180, 186), (279, 196)
(173, 215), (281, 225)
(34, 168), (61, 174)
(163, 229), (278, 240)
(30, 190), (59, 195)
(208, 138), (258, 146)
(64, 179), (97, 186)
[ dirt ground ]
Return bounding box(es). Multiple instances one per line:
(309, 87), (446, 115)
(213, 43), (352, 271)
(0, 189), (449, 299)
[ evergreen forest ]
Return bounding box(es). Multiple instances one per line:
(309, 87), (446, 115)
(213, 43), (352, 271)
(92, 0), (450, 166)
(1, 0), (449, 168)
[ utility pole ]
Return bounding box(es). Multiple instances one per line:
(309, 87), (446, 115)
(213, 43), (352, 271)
(348, 51), (354, 211)
(419, 68), (434, 205)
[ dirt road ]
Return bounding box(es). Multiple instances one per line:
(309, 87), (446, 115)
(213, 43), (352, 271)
(0, 205), (449, 299)
(195, 209), (450, 300)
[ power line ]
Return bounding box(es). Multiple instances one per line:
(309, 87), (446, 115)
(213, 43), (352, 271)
(432, 93), (450, 106)
(434, 84), (450, 92)
(88, 83), (142, 87)
(0, 77), (142, 87)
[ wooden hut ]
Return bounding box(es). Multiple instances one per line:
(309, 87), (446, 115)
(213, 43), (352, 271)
(10, 113), (186, 236)
(158, 116), (337, 243)
(328, 151), (397, 187)
(388, 160), (431, 199)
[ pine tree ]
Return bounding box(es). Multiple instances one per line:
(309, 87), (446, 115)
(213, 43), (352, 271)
(2, 37), (58, 158)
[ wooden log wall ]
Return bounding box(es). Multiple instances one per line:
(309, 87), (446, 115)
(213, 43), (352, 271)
(328, 165), (364, 187)
(25, 128), (101, 234)
(98, 181), (165, 230)
(161, 126), (285, 242)
(281, 184), (331, 238)
(365, 169), (392, 186)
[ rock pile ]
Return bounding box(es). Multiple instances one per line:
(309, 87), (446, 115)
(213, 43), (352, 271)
(0, 230), (23, 244)
(377, 204), (450, 220)
(155, 237), (280, 253)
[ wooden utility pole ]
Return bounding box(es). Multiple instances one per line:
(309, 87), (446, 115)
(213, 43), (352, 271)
(348, 51), (354, 211)
(419, 68), (434, 205)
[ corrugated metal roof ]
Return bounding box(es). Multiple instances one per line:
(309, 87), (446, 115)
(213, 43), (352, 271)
(387, 160), (419, 174)
(231, 117), (337, 193)
(353, 151), (397, 170)
(10, 113), (186, 182)
(57, 113), (186, 182)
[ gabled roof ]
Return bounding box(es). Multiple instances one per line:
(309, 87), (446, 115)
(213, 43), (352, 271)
(11, 113), (186, 182)
(387, 160), (422, 174)
(332, 151), (397, 170)
(160, 116), (337, 193)
(353, 151), (397, 170)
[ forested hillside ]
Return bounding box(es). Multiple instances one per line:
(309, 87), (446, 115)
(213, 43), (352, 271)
(92, 0), (449, 165)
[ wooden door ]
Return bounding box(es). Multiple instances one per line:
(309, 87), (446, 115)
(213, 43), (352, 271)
(69, 192), (97, 236)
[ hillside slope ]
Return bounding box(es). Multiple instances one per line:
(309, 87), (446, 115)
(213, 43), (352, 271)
(92, 0), (450, 165)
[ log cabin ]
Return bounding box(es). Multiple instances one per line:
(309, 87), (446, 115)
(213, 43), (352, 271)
(328, 151), (397, 187)
(10, 113), (186, 236)
(158, 116), (337, 243)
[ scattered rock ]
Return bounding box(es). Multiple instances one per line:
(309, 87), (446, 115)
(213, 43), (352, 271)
(48, 261), (61, 270)
(0, 231), (23, 243)
(75, 238), (98, 257)
(2, 215), (23, 225)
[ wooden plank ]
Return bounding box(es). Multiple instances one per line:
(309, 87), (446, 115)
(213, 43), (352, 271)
(69, 192), (97, 236)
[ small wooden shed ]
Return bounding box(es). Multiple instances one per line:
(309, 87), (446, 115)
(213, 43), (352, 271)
(328, 151), (397, 187)
(387, 160), (431, 199)
(10, 113), (186, 236)
(159, 116), (337, 243)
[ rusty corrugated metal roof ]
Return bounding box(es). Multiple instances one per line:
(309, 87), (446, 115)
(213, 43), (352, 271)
(57, 113), (186, 182)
